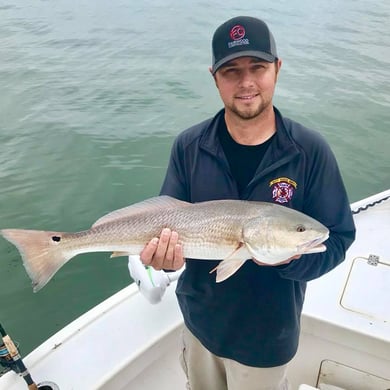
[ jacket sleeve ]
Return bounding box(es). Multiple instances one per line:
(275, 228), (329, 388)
(276, 133), (356, 282)
(159, 136), (189, 201)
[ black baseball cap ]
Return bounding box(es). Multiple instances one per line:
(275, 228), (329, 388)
(211, 16), (278, 74)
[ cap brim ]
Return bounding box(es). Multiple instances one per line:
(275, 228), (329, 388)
(212, 50), (276, 74)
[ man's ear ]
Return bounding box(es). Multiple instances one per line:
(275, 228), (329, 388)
(275, 59), (282, 80)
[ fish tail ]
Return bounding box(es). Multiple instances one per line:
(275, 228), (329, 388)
(1, 229), (73, 292)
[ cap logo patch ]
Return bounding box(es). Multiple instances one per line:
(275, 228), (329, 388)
(230, 25), (246, 40)
(269, 177), (297, 204)
(228, 24), (249, 48)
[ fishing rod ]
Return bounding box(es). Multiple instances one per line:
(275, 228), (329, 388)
(0, 322), (38, 390)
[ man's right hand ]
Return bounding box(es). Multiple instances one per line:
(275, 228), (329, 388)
(140, 228), (185, 271)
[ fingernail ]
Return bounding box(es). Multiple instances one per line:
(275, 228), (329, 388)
(162, 228), (171, 236)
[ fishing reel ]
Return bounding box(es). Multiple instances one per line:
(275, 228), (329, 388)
(0, 340), (14, 374)
(0, 323), (41, 389)
(0, 337), (21, 375)
(127, 256), (183, 304)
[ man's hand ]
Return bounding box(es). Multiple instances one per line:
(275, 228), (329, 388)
(140, 228), (185, 271)
(252, 255), (301, 266)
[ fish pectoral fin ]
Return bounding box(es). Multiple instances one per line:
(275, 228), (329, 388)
(214, 258), (247, 283)
(210, 244), (251, 283)
(110, 251), (131, 258)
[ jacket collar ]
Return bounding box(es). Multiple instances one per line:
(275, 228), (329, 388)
(198, 107), (300, 198)
(199, 106), (299, 161)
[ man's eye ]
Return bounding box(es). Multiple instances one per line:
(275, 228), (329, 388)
(253, 65), (265, 71)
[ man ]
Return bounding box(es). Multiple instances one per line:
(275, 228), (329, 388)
(140, 16), (356, 390)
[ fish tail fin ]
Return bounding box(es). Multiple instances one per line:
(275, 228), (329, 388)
(1, 229), (73, 292)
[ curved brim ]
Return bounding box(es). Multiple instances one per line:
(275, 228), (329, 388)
(212, 50), (276, 74)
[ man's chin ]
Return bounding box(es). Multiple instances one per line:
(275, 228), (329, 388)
(232, 108), (264, 120)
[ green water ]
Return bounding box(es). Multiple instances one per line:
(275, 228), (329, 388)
(0, 0), (389, 356)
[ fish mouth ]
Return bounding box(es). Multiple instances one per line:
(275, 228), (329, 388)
(297, 234), (329, 254)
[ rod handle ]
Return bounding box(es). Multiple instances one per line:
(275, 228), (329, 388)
(2, 335), (19, 357)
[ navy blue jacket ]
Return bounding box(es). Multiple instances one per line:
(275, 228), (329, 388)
(160, 108), (356, 367)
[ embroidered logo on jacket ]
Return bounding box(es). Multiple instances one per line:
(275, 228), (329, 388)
(269, 177), (297, 203)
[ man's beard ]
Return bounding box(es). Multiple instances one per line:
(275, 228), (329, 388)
(228, 96), (272, 120)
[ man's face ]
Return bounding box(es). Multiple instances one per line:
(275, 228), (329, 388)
(212, 56), (281, 121)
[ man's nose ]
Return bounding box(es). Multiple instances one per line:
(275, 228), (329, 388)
(238, 68), (255, 86)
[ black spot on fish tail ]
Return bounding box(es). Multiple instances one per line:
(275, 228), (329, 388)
(52, 236), (61, 242)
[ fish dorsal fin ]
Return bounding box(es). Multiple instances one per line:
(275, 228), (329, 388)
(92, 196), (189, 227)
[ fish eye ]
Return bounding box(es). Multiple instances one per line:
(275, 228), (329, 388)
(296, 225), (306, 232)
